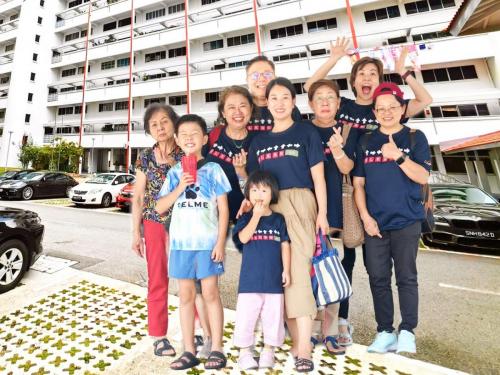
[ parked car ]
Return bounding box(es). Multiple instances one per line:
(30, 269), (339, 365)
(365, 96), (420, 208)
(0, 206), (44, 293)
(68, 173), (135, 208)
(116, 182), (134, 212)
(0, 170), (34, 183)
(0, 172), (78, 200)
(423, 183), (500, 250)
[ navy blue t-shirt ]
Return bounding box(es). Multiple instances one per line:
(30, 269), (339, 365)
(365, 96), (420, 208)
(247, 121), (325, 190)
(205, 128), (254, 222)
(353, 126), (432, 231)
(247, 105), (302, 134)
(309, 121), (356, 229)
(233, 211), (289, 294)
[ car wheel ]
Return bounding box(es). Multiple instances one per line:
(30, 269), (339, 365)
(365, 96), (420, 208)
(21, 186), (34, 200)
(101, 193), (112, 208)
(0, 240), (30, 294)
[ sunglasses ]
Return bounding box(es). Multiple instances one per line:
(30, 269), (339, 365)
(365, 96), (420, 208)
(248, 71), (274, 81)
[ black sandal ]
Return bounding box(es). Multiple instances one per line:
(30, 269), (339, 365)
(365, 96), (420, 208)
(153, 338), (176, 357)
(295, 357), (314, 373)
(204, 350), (227, 370)
(170, 351), (200, 371)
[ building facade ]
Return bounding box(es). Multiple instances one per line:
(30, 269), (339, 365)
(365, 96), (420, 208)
(0, 0), (499, 192)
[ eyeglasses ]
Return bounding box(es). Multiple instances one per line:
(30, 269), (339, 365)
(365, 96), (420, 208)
(248, 71), (274, 81)
(374, 105), (402, 114)
(313, 95), (338, 103)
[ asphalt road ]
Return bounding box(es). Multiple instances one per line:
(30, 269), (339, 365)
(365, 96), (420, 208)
(2, 200), (499, 375)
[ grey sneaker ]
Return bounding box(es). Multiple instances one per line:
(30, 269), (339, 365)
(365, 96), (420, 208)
(198, 337), (212, 359)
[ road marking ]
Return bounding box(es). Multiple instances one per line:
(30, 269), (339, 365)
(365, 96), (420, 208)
(421, 247), (500, 260)
(439, 283), (500, 296)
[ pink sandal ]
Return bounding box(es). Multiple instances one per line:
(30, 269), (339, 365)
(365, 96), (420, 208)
(238, 350), (258, 371)
(259, 349), (275, 369)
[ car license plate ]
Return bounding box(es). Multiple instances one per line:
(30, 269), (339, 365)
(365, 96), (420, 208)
(464, 230), (496, 239)
(72, 196), (84, 202)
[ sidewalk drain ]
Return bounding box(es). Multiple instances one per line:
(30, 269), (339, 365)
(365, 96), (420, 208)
(0, 280), (157, 374)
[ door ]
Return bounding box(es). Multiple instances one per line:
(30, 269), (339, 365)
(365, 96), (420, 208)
(38, 173), (57, 197)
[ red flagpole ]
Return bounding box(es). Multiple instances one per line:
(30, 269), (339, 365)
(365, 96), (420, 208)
(78, 1), (92, 147)
(184, 0), (190, 113)
(252, 0), (262, 55)
(345, 0), (360, 60)
(125, 0), (134, 171)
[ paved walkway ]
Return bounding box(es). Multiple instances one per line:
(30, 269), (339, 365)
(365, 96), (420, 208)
(0, 260), (468, 375)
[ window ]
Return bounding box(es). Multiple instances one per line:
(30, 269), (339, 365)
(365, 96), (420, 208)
(115, 78), (129, 84)
(205, 92), (220, 103)
(25, 114), (31, 123)
(144, 97), (166, 107)
(336, 78), (348, 91)
(412, 31), (450, 41)
(40, 0), (45, 6)
(270, 24), (304, 39)
(65, 31), (80, 42)
(37, 16), (43, 25)
(28, 93), (33, 102)
(213, 64), (225, 70)
(101, 60), (115, 70)
(203, 39), (223, 51)
(77, 66), (84, 74)
(117, 58), (130, 67)
(75, 105), (82, 114)
(0, 76), (9, 84)
(81, 30), (87, 38)
(145, 73), (167, 80)
(387, 36), (407, 45)
(35, 35), (40, 43)
(33, 53), (38, 62)
(115, 101), (128, 111)
(228, 60), (248, 68)
(227, 33), (255, 47)
(169, 95), (187, 106)
(421, 65), (477, 83)
(146, 8), (165, 20)
(405, 0), (455, 14)
(30, 73), (36, 81)
(364, 5), (400, 22)
(168, 3), (185, 14)
(202, 0), (220, 5)
(168, 47), (186, 58)
(118, 17), (131, 27)
(272, 52), (307, 62)
(103, 21), (116, 32)
(383, 72), (415, 85)
(307, 17), (337, 33)
(145, 51), (166, 62)
(62, 68), (76, 77)
(58, 107), (74, 116)
(293, 82), (306, 95)
(5, 44), (14, 52)
(99, 103), (113, 112)
(311, 49), (327, 56)
(430, 103), (489, 118)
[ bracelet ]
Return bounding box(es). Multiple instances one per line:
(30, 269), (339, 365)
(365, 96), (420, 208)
(401, 70), (413, 81)
(333, 150), (346, 160)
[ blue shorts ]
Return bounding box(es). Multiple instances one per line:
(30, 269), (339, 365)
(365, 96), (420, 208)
(169, 250), (224, 280)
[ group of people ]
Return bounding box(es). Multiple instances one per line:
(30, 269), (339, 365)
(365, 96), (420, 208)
(131, 37), (433, 372)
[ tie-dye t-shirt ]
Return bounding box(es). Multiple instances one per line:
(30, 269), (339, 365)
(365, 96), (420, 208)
(159, 161), (231, 252)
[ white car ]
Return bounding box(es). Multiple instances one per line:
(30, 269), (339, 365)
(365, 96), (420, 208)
(68, 173), (135, 208)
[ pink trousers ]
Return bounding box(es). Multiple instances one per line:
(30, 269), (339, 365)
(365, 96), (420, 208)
(233, 293), (285, 348)
(143, 220), (169, 337)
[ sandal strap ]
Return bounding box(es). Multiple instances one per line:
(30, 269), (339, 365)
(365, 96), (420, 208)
(173, 351), (196, 363)
(295, 358), (314, 370)
(153, 338), (175, 356)
(207, 351), (226, 362)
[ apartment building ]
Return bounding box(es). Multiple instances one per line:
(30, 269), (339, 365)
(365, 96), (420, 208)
(0, 0), (499, 192)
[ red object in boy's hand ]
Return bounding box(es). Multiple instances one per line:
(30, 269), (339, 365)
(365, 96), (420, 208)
(181, 155), (197, 183)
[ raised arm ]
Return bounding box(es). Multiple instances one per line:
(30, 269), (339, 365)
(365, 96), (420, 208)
(304, 37), (350, 92)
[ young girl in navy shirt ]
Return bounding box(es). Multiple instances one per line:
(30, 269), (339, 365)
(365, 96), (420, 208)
(306, 79), (356, 355)
(304, 38), (433, 345)
(353, 83), (431, 355)
(246, 77), (328, 373)
(232, 171), (291, 371)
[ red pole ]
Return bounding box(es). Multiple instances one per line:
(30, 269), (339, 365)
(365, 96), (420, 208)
(345, 0), (360, 60)
(78, 1), (92, 146)
(183, 0), (190, 113)
(252, 0), (261, 55)
(126, 0), (134, 171)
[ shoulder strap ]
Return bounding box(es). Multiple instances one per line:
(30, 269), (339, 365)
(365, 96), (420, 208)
(208, 125), (225, 148)
(409, 128), (417, 152)
(197, 158), (209, 170)
(341, 123), (351, 146)
(361, 131), (373, 155)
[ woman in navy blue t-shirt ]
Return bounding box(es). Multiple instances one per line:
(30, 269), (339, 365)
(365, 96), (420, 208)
(206, 86), (254, 222)
(353, 83), (431, 355)
(246, 77), (328, 373)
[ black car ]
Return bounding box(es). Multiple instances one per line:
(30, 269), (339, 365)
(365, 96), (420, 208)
(0, 172), (78, 200)
(0, 206), (44, 293)
(0, 170), (34, 183)
(423, 183), (500, 250)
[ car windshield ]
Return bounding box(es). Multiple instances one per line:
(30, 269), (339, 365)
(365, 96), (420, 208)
(0, 171), (16, 178)
(87, 174), (116, 184)
(22, 172), (44, 181)
(432, 186), (498, 205)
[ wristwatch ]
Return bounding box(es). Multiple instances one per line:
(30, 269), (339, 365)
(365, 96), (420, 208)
(401, 70), (413, 82)
(395, 153), (407, 165)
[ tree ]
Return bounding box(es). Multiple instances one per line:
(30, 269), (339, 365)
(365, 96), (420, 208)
(17, 139), (83, 172)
